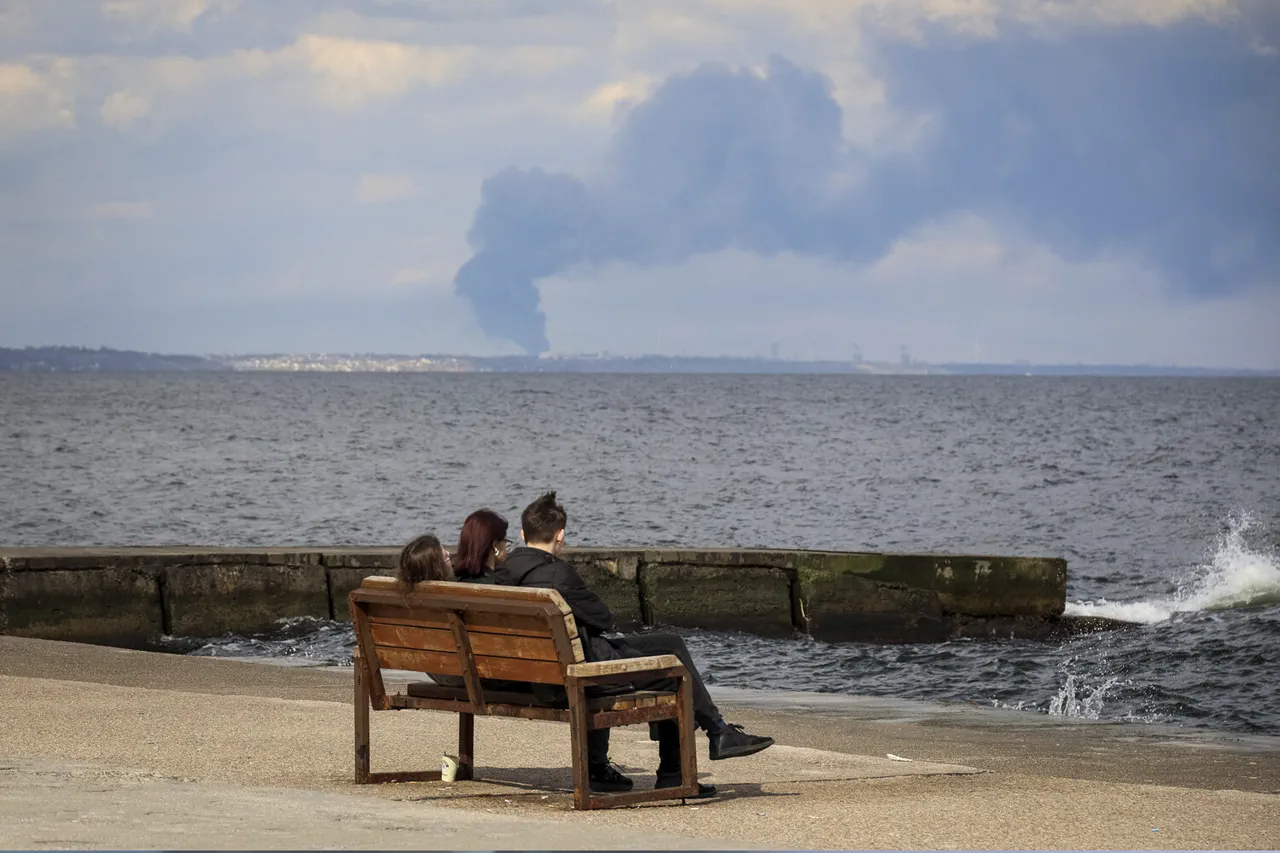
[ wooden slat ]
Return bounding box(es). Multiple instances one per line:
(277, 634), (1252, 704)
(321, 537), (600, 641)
(565, 655), (680, 677)
(358, 577), (574, 615)
(367, 603), (577, 641)
(370, 623), (562, 662)
(376, 646), (565, 685)
(404, 682), (675, 712)
(447, 611), (485, 708)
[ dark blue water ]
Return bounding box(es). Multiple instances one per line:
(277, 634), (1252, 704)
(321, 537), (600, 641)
(2, 373), (1278, 733)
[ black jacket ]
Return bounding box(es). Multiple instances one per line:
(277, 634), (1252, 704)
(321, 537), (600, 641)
(495, 547), (615, 635)
(495, 547), (621, 663)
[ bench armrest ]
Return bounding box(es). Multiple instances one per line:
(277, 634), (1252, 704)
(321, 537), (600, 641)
(565, 654), (682, 680)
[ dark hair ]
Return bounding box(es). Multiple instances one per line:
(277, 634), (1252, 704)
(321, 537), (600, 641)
(453, 509), (509, 578)
(397, 533), (451, 589)
(521, 491), (567, 544)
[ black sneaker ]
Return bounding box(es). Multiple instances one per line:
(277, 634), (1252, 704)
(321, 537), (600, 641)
(589, 763), (634, 792)
(709, 723), (774, 761)
(655, 770), (716, 798)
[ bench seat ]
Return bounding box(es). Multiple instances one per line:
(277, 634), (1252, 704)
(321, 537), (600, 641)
(406, 681), (678, 714)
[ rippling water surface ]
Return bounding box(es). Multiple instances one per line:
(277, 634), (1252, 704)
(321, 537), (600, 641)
(3, 373), (1278, 733)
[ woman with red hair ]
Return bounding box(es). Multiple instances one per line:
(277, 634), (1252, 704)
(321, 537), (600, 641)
(452, 508), (511, 582)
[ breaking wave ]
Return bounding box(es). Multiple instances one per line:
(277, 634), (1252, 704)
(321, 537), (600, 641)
(1065, 513), (1280, 624)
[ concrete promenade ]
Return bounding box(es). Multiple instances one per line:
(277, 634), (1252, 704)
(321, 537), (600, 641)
(1, 636), (1277, 849)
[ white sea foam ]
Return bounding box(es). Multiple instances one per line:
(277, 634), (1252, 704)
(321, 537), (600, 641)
(1065, 512), (1280, 624)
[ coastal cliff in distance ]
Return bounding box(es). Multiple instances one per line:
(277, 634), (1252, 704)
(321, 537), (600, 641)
(0, 346), (227, 372)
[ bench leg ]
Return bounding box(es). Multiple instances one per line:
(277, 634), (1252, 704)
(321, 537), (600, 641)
(676, 672), (699, 799)
(457, 712), (475, 781)
(566, 680), (592, 810)
(354, 651), (371, 783)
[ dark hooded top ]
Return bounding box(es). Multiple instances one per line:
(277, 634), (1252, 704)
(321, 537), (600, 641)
(494, 546), (620, 662)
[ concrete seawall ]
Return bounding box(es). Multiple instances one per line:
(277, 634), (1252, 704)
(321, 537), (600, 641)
(0, 546), (1094, 647)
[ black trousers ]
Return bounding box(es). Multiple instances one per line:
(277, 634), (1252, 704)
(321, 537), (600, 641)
(585, 632), (721, 769)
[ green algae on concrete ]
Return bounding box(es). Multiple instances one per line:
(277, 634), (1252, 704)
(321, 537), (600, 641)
(793, 551), (1067, 643)
(639, 563), (794, 637)
(567, 552), (645, 629)
(162, 564), (330, 636)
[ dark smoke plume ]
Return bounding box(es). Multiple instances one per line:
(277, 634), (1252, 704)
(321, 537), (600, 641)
(455, 15), (1279, 354)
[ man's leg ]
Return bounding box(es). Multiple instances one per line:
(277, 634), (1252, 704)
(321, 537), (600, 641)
(615, 632), (775, 762)
(615, 633), (720, 730)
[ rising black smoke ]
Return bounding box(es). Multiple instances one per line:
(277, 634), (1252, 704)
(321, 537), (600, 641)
(454, 12), (1279, 354)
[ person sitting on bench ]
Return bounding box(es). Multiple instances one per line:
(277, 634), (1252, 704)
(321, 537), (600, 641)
(395, 527), (522, 693)
(495, 491), (775, 797)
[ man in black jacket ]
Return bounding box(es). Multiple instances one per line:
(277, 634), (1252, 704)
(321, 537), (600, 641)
(495, 491), (774, 797)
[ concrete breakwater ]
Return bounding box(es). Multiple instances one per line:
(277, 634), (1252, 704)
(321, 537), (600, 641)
(0, 546), (1108, 647)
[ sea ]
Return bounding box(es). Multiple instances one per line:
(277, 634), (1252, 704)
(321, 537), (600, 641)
(2, 372), (1278, 735)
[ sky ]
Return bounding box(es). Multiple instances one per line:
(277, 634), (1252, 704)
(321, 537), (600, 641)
(1, 0), (1277, 367)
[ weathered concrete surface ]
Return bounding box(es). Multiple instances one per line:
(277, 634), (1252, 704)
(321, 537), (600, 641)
(162, 563), (330, 636)
(567, 552), (645, 629)
(640, 564), (795, 636)
(797, 571), (950, 643)
(1, 637), (1276, 850)
(2, 546), (1072, 646)
(794, 551), (1066, 617)
(0, 566), (162, 645)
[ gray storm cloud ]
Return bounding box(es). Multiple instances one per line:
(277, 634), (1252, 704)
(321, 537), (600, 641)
(454, 16), (1279, 354)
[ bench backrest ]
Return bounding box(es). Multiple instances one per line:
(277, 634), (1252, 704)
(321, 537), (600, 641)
(349, 577), (585, 701)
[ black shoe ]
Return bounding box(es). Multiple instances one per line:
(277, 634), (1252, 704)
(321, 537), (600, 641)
(709, 723), (774, 761)
(655, 770), (716, 798)
(589, 763), (634, 793)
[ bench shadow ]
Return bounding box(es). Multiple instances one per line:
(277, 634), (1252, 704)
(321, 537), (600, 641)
(389, 766), (800, 808)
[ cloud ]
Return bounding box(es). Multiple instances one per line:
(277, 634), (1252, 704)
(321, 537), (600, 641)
(580, 76), (654, 121)
(295, 34), (474, 107)
(355, 172), (418, 204)
(0, 61), (76, 140)
(453, 8), (1279, 354)
(99, 88), (150, 127)
(704, 0), (1238, 39)
(100, 0), (230, 33)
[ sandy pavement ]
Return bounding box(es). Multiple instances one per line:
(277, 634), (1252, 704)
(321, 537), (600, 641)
(1, 636), (1277, 849)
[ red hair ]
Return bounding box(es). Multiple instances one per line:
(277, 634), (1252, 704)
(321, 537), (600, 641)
(453, 509), (509, 578)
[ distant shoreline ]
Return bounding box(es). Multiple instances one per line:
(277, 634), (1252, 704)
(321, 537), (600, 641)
(2, 345), (1277, 377)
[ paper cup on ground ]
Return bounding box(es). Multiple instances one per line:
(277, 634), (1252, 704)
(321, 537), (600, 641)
(441, 754), (459, 782)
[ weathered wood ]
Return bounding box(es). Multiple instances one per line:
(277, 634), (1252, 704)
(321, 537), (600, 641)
(567, 678), (591, 812)
(676, 670), (699, 800)
(447, 612), (486, 709)
(367, 604), (579, 642)
(371, 622), (565, 662)
(565, 655), (680, 677)
(354, 648), (370, 784)
(359, 576), (574, 614)
(375, 646), (566, 685)
(350, 601), (388, 707)
(457, 713), (475, 781)
(406, 682), (676, 713)
(357, 588), (566, 619)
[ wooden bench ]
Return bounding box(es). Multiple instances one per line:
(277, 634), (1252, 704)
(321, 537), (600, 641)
(349, 576), (700, 810)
